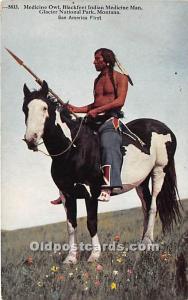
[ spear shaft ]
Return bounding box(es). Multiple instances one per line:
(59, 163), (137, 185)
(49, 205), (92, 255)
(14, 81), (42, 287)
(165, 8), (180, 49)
(5, 48), (78, 118)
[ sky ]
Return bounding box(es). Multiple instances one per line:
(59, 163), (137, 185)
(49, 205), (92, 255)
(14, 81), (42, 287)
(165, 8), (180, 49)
(1, 0), (188, 230)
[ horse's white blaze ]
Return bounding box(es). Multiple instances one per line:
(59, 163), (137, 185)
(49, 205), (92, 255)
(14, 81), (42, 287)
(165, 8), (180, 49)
(121, 132), (171, 188)
(25, 99), (49, 144)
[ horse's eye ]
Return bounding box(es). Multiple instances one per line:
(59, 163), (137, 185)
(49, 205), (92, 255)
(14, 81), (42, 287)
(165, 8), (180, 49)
(43, 107), (47, 111)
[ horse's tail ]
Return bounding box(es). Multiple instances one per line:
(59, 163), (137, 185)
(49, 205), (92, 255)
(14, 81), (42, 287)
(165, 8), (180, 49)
(157, 156), (182, 233)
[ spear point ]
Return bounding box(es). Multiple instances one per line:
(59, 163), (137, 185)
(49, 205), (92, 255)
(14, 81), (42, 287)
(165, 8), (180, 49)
(5, 48), (24, 65)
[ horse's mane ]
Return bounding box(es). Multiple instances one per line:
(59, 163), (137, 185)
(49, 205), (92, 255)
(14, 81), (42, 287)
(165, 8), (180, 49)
(59, 106), (101, 175)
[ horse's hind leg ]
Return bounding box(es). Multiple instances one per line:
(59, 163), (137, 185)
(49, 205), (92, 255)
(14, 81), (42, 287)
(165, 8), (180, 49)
(62, 194), (78, 264)
(142, 166), (165, 244)
(85, 188), (101, 262)
(136, 175), (152, 240)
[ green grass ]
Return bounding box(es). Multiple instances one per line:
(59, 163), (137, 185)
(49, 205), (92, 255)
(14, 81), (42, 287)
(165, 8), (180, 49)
(1, 200), (188, 300)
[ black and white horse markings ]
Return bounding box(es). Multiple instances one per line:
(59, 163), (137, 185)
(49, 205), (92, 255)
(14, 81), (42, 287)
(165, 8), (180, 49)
(23, 81), (182, 264)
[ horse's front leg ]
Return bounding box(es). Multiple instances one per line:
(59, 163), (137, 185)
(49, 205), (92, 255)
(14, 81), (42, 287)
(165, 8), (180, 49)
(85, 191), (101, 262)
(62, 193), (78, 264)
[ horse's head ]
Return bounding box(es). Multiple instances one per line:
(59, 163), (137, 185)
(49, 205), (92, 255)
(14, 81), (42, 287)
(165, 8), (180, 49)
(23, 81), (57, 151)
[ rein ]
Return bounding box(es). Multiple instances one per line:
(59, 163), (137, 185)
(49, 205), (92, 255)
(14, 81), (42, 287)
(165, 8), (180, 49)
(37, 118), (84, 157)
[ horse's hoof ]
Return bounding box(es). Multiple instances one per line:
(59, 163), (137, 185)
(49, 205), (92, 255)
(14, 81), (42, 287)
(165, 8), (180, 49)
(63, 255), (78, 265)
(87, 252), (101, 263)
(142, 236), (153, 245)
(51, 197), (62, 205)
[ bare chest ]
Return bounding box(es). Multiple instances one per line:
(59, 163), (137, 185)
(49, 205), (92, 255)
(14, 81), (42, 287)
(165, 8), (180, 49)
(94, 74), (117, 97)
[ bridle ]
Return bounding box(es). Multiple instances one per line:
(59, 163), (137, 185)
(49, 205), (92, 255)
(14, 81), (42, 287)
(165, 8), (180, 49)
(23, 98), (85, 157)
(35, 117), (85, 157)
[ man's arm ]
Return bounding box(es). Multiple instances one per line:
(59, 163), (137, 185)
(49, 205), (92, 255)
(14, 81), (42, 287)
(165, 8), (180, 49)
(92, 75), (128, 115)
(68, 103), (94, 113)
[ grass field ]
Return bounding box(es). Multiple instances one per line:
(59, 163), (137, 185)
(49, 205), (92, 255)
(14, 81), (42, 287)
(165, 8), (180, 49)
(1, 200), (188, 300)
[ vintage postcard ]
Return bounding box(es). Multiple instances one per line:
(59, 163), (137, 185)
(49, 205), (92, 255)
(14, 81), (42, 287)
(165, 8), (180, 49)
(1, 0), (188, 299)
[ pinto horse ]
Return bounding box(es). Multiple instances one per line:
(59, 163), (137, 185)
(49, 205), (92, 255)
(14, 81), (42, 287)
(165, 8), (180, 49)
(23, 81), (181, 264)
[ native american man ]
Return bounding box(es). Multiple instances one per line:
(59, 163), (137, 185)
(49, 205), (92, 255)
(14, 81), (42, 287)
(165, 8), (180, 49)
(51, 48), (133, 203)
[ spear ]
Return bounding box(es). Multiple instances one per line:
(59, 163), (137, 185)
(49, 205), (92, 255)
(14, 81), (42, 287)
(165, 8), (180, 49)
(5, 48), (78, 118)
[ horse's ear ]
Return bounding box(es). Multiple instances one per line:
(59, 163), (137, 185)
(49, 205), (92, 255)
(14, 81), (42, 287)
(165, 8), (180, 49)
(23, 83), (31, 98)
(41, 80), (49, 97)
